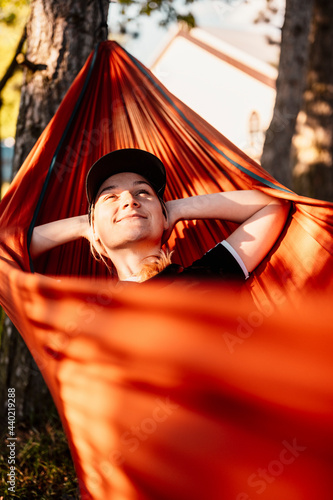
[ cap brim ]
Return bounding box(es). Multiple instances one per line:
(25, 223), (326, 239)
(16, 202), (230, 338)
(86, 149), (166, 204)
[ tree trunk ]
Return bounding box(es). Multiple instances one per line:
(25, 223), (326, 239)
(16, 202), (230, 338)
(292, 0), (333, 201)
(13, 0), (109, 174)
(260, 0), (314, 188)
(0, 0), (109, 424)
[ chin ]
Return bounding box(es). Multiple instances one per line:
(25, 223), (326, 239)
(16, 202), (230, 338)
(105, 233), (152, 249)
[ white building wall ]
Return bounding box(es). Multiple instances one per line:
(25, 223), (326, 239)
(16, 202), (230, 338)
(151, 31), (277, 160)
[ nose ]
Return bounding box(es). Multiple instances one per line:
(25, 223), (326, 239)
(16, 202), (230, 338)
(121, 191), (140, 209)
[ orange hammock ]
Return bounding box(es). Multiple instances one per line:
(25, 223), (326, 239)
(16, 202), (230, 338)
(1, 41), (333, 499)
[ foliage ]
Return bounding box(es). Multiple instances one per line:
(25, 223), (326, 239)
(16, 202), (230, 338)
(254, 0), (282, 24)
(0, 0), (30, 139)
(117, 0), (196, 32)
(253, 0), (284, 46)
(0, 408), (79, 499)
(0, 0), (30, 25)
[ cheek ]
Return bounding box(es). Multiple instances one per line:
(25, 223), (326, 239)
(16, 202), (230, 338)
(93, 206), (111, 239)
(153, 209), (168, 234)
(163, 214), (169, 230)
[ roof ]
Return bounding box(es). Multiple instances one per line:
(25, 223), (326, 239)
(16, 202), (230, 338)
(150, 27), (278, 88)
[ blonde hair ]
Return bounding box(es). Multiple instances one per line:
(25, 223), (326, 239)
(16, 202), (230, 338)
(89, 204), (172, 281)
(135, 249), (173, 282)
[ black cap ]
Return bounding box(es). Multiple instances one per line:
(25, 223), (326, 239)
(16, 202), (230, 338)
(86, 148), (167, 205)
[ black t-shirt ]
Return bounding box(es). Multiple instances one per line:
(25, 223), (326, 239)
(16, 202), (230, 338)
(149, 242), (248, 284)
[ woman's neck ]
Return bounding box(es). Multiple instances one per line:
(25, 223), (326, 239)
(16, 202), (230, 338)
(107, 245), (163, 281)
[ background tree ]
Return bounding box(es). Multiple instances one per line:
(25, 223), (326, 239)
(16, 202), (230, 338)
(260, 0), (314, 188)
(13, 0), (109, 175)
(261, 0), (333, 202)
(292, 0), (333, 201)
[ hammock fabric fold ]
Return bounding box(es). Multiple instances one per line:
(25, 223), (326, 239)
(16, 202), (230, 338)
(1, 41), (333, 499)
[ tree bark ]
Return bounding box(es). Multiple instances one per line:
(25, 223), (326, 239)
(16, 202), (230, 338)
(13, 0), (109, 175)
(292, 0), (333, 201)
(0, 0), (109, 424)
(260, 0), (314, 188)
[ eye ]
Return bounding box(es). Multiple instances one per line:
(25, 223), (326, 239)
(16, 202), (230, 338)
(104, 193), (117, 201)
(136, 189), (151, 196)
(97, 193), (117, 204)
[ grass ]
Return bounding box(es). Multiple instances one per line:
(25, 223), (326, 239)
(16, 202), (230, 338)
(0, 408), (79, 499)
(0, 309), (79, 497)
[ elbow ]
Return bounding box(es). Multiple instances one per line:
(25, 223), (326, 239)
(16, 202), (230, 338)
(29, 237), (38, 260)
(29, 228), (43, 260)
(271, 196), (291, 211)
(272, 198), (292, 233)
(279, 198), (292, 220)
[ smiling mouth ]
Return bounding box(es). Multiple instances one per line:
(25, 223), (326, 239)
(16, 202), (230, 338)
(116, 214), (147, 223)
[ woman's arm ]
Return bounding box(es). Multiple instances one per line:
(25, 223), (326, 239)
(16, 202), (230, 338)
(225, 199), (290, 272)
(30, 215), (90, 259)
(165, 190), (290, 273)
(166, 190), (285, 224)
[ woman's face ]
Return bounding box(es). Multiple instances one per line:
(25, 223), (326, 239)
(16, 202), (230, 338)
(92, 172), (168, 253)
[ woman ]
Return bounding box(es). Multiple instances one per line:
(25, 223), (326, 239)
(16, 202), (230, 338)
(30, 148), (290, 283)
